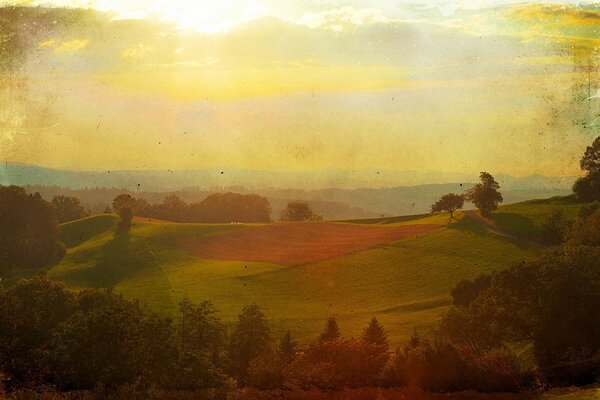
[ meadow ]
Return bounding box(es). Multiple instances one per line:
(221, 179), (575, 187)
(6, 197), (575, 345)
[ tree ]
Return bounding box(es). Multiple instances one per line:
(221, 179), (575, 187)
(541, 209), (566, 246)
(192, 192), (272, 223)
(228, 304), (271, 383)
(278, 330), (298, 364)
(117, 206), (133, 231)
(281, 201), (321, 222)
(574, 136), (600, 202)
(450, 274), (492, 307)
(0, 185), (65, 271)
(430, 193), (464, 219)
(361, 317), (389, 351)
(112, 194), (136, 214)
(51, 195), (89, 223)
(319, 316), (341, 341)
(0, 277), (76, 388)
(440, 246), (600, 385)
(580, 136), (600, 174)
(568, 207), (600, 246)
(465, 172), (503, 218)
(174, 298), (227, 388)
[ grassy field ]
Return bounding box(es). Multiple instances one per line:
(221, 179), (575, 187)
(7, 197), (580, 346)
(492, 195), (583, 242)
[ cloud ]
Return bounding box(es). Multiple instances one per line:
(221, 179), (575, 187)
(121, 43), (155, 60)
(54, 38), (90, 53)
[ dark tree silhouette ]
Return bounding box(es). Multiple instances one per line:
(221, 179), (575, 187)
(540, 209), (566, 246)
(465, 172), (503, 218)
(574, 136), (600, 202)
(580, 136), (600, 174)
(117, 206), (133, 231)
(319, 316), (341, 341)
(361, 317), (389, 351)
(0, 185), (65, 271)
(52, 195), (89, 223)
(112, 194), (136, 214)
(430, 193), (464, 219)
(228, 304), (271, 383)
(278, 330), (298, 364)
(281, 201), (321, 221)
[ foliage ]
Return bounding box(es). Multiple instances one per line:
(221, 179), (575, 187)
(450, 274), (491, 307)
(573, 137), (600, 202)
(568, 207), (600, 246)
(380, 337), (522, 392)
(288, 338), (390, 390)
(0, 278), (227, 391)
(117, 206), (133, 231)
(319, 317), (341, 341)
(278, 331), (298, 364)
(228, 304), (272, 384)
(540, 209), (566, 246)
(0, 185), (65, 271)
(465, 172), (503, 218)
(111, 194), (136, 214)
(281, 201), (321, 222)
(361, 317), (389, 355)
(51, 195), (90, 223)
(440, 246), (600, 386)
(430, 193), (464, 219)
(190, 192), (272, 223)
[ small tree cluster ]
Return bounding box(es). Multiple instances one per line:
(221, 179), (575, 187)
(573, 136), (600, 202)
(111, 192), (272, 223)
(281, 201), (322, 222)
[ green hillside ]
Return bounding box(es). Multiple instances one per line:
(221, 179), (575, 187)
(493, 195), (582, 242)
(6, 203), (551, 345)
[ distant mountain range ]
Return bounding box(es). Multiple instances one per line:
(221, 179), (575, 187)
(1, 162), (577, 191)
(3, 163), (576, 218)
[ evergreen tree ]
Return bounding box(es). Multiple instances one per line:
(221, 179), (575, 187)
(361, 317), (389, 352)
(228, 304), (271, 383)
(319, 316), (341, 341)
(278, 330), (298, 363)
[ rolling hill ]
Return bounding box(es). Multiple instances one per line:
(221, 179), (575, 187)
(6, 196), (581, 345)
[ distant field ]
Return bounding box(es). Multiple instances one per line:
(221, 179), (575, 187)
(7, 197), (577, 345)
(182, 222), (442, 266)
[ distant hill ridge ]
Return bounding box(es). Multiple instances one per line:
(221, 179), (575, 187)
(2, 163), (575, 218)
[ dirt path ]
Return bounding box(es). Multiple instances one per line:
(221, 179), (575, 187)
(463, 210), (535, 246)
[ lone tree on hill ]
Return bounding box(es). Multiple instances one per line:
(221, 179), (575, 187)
(430, 193), (464, 219)
(573, 136), (600, 202)
(281, 201), (321, 221)
(465, 172), (503, 218)
(112, 194), (136, 214)
(319, 316), (341, 341)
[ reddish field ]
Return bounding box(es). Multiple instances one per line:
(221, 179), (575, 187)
(181, 222), (442, 266)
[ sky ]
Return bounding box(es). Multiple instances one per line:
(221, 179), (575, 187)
(0, 0), (600, 182)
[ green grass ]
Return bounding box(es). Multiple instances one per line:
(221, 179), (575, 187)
(493, 195), (583, 241)
(6, 210), (535, 346)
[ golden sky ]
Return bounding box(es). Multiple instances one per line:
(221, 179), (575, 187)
(1, 1), (599, 179)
